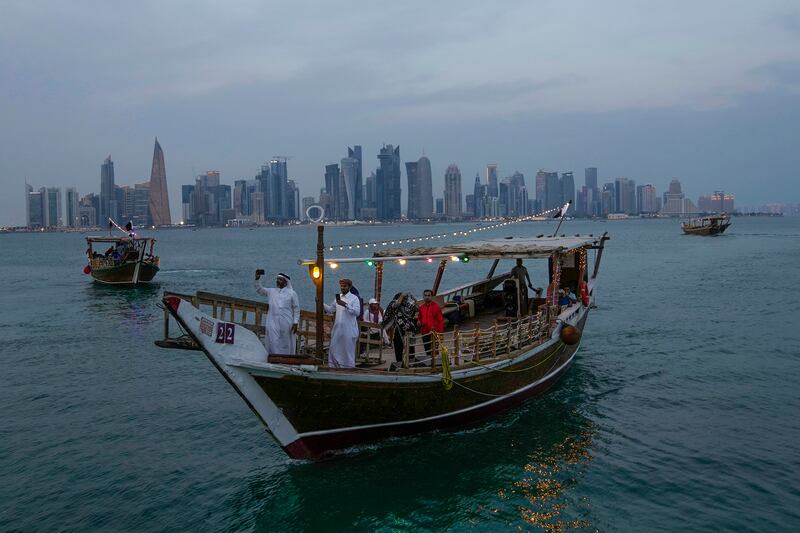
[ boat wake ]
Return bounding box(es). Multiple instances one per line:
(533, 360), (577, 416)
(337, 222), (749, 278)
(159, 269), (229, 274)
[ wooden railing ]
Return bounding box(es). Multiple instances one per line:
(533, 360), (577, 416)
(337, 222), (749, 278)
(159, 291), (563, 370)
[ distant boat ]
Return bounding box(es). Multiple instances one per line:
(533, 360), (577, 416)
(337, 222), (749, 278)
(681, 214), (731, 236)
(84, 236), (160, 284)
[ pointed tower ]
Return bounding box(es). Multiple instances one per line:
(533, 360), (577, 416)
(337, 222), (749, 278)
(148, 137), (172, 226)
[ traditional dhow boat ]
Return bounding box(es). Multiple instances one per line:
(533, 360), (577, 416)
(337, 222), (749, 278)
(157, 232), (609, 459)
(85, 236), (160, 284)
(681, 213), (731, 235)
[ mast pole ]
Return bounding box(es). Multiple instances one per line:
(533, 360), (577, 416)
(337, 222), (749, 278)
(316, 225), (325, 361)
(432, 259), (448, 295)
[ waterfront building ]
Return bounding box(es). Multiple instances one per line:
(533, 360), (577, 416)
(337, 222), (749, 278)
(376, 144), (401, 220)
(560, 172), (575, 214)
(698, 192), (735, 213)
(268, 158), (288, 221)
(100, 156), (115, 223)
(66, 188), (80, 227)
(250, 192), (265, 224)
(347, 146), (363, 217)
(444, 163), (463, 219)
(324, 163), (343, 220)
(544, 171), (560, 210)
(473, 174), (485, 218)
(45, 187), (62, 227)
(486, 164), (498, 198)
(601, 183), (615, 216)
(148, 138), (171, 226)
(636, 184), (658, 214)
(341, 157), (359, 219)
(286, 180), (300, 220)
(25, 185), (44, 228)
(615, 178), (636, 214)
(585, 167), (599, 217)
(435, 198), (444, 215)
(301, 196), (316, 221)
(405, 155), (433, 220)
(660, 178), (698, 216)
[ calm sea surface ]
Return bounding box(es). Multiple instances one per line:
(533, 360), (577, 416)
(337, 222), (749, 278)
(2, 217), (800, 532)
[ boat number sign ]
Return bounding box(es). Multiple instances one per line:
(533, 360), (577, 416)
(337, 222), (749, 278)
(215, 322), (236, 344)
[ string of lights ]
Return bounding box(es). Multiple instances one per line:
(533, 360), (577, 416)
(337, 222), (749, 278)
(325, 206), (562, 252)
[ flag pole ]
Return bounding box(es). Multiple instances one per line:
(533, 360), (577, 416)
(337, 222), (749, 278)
(551, 201), (571, 237)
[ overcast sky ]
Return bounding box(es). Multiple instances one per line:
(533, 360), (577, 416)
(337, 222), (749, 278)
(2, 0), (800, 225)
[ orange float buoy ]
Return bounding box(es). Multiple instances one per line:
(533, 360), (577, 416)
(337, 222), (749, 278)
(83, 265), (92, 274)
(560, 324), (581, 345)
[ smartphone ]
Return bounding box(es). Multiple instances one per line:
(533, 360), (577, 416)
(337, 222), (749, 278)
(256, 269), (265, 276)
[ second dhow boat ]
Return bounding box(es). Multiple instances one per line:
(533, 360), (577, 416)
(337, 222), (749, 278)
(158, 232), (609, 459)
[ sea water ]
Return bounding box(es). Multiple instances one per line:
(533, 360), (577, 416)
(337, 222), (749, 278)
(1, 217), (799, 531)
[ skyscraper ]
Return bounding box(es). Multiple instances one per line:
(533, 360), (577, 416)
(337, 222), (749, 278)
(560, 172), (575, 213)
(66, 188), (80, 227)
(544, 171), (560, 210)
(148, 138), (171, 226)
(636, 184), (658, 214)
(341, 157), (360, 220)
(405, 156), (433, 220)
(473, 174), (484, 218)
(376, 144), (401, 220)
(25, 185), (44, 228)
(486, 164), (498, 197)
(100, 155), (115, 223)
(585, 168), (598, 190)
(268, 158), (288, 221)
(347, 145), (363, 217)
(444, 164), (462, 219)
(324, 163), (342, 220)
(614, 178), (636, 214)
(46, 187), (62, 226)
(405, 160), (418, 219)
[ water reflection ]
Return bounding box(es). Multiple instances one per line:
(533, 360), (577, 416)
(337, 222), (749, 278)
(83, 283), (162, 337)
(222, 368), (598, 532)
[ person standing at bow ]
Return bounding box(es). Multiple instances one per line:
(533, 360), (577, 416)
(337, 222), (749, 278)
(255, 271), (300, 355)
(323, 278), (361, 368)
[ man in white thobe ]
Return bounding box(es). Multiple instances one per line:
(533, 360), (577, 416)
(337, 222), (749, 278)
(323, 278), (360, 368)
(255, 271), (300, 355)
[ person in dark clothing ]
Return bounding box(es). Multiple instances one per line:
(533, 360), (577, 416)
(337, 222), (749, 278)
(382, 292), (417, 363)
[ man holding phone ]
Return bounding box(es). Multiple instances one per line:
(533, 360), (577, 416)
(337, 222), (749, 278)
(323, 278), (360, 368)
(255, 270), (300, 355)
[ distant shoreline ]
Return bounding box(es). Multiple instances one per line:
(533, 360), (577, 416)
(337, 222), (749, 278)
(0, 211), (787, 234)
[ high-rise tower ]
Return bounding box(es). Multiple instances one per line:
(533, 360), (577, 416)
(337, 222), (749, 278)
(100, 156), (115, 223)
(444, 164), (463, 219)
(148, 138), (172, 226)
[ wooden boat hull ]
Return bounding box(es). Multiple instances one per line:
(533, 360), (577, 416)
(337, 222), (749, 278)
(681, 223), (730, 235)
(163, 294), (587, 460)
(91, 262), (160, 284)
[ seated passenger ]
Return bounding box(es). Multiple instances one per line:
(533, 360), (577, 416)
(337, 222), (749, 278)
(443, 295), (466, 325)
(364, 298), (390, 345)
(558, 288), (572, 307)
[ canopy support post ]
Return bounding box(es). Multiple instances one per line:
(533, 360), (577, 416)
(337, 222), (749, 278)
(316, 225), (325, 362)
(432, 259), (448, 295)
(374, 261), (384, 303)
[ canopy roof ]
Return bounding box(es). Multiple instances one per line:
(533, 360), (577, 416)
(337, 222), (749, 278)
(86, 236), (155, 243)
(373, 235), (596, 260)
